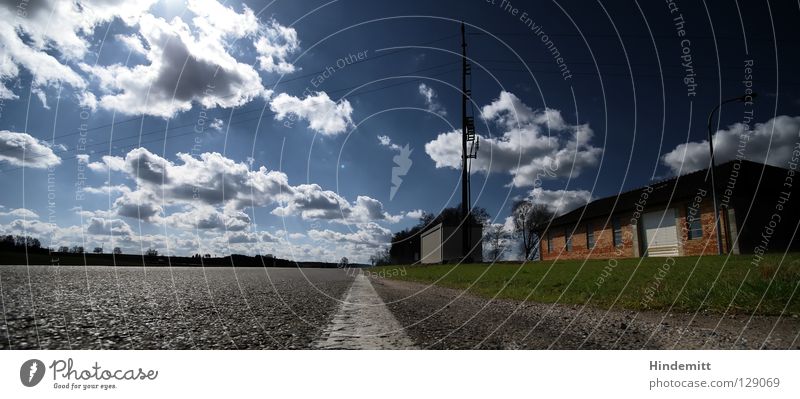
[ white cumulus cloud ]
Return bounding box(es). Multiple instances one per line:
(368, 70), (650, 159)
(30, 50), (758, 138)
(255, 19), (300, 73)
(424, 91), (602, 187)
(529, 187), (593, 216)
(661, 115), (800, 174)
(0, 130), (61, 169)
(269, 91), (353, 135)
(82, 10), (267, 118)
(0, 0), (157, 101)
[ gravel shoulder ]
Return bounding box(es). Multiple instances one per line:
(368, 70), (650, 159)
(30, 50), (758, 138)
(370, 276), (800, 349)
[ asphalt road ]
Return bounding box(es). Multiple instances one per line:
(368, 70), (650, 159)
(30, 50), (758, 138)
(2, 265), (798, 349)
(0, 265), (354, 349)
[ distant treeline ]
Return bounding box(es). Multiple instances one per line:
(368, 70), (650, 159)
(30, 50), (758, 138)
(0, 234), (359, 268)
(1, 234), (46, 252)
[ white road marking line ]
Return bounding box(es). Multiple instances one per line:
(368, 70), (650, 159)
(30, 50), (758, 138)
(314, 272), (416, 349)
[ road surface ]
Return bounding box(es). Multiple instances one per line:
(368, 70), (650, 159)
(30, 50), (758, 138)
(1, 265), (797, 349)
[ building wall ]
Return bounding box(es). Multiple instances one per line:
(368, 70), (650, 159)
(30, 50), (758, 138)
(676, 199), (731, 256)
(540, 214), (637, 261)
(540, 199), (733, 261)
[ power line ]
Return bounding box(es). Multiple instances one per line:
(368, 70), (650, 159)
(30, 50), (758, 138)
(471, 31), (800, 44)
(482, 66), (800, 86)
(474, 58), (749, 70)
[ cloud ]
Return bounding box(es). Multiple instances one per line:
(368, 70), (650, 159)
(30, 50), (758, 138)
(272, 184), (399, 223)
(0, 130), (61, 169)
(406, 209), (425, 219)
(0, 208), (39, 219)
(418, 83), (446, 116)
(82, 184), (130, 196)
(269, 91), (353, 135)
(87, 155), (126, 173)
(424, 91), (601, 187)
(161, 205), (251, 231)
(225, 231), (275, 244)
(112, 189), (163, 221)
(661, 115), (800, 174)
(0, 0), (304, 117)
(82, 8), (267, 118)
(209, 118), (224, 131)
(0, 0), (157, 100)
(94, 148), (293, 212)
(529, 187), (592, 216)
(86, 217), (133, 237)
(308, 222), (392, 247)
(254, 19), (300, 73)
(377, 134), (402, 151)
(0, 218), (58, 237)
(85, 148), (398, 228)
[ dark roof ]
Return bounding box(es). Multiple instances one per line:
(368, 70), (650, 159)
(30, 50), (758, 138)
(548, 160), (785, 228)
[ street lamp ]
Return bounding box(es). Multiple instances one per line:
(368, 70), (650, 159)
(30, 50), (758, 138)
(706, 92), (757, 254)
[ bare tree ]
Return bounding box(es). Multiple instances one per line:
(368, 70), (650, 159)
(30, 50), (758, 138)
(484, 224), (510, 261)
(512, 200), (554, 260)
(113, 247), (122, 255)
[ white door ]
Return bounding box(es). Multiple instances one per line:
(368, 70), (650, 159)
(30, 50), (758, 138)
(642, 208), (679, 257)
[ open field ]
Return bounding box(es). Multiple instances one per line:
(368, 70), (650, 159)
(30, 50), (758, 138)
(371, 254), (800, 316)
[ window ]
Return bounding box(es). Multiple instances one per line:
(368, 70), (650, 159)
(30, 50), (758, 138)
(612, 217), (623, 248)
(686, 205), (703, 240)
(586, 222), (595, 248)
(547, 231), (553, 253)
(565, 227), (573, 251)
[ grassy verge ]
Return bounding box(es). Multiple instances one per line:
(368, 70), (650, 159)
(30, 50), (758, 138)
(371, 254), (800, 316)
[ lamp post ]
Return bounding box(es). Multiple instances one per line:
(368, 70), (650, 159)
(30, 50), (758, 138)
(706, 92), (757, 254)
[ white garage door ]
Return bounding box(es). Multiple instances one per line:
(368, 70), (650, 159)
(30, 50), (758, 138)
(420, 223), (443, 264)
(642, 208), (679, 257)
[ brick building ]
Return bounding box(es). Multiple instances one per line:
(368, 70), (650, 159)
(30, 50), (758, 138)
(540, 160), (800, 260)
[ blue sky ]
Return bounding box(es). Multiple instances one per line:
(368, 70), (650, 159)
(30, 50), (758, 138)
(1, 0), (799, 262)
